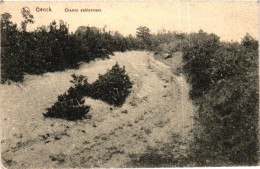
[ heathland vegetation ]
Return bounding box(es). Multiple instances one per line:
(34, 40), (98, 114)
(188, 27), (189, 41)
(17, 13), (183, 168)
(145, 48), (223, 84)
(1, 12), (259, 166)
(1, 13), (139, 83)
(178, 31), (259, 166)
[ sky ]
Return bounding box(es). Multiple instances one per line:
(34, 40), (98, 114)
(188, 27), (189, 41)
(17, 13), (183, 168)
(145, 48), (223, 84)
(0, 1), (259, 42)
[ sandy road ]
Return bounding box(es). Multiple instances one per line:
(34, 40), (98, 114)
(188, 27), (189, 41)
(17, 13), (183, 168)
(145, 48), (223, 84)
(1, 51), (195, 168)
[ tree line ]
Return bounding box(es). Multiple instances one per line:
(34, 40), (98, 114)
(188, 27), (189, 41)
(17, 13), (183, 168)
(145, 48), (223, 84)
(1, 12), (187, 83)
(1, 13), (140, 83)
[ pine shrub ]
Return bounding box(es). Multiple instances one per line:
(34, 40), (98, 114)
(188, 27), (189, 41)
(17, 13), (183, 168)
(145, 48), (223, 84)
(88, 62), (133, 106)
(43, 74), (90, 121)
(44, 63), (133, 120)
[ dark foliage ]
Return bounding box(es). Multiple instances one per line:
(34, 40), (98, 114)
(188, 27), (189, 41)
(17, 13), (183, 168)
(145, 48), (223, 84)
(88, 62), (133, 106)
(179, 31), (259, 166)
(181, 30), (221, 99)
(44, 63), (133, 120)
(43, 74), (90, 121)
(1, 13), (139, 84)
(1, 13), (25, 83)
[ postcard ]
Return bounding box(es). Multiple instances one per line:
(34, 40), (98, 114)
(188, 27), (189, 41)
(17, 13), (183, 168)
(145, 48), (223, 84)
(0, 1), (259, 168)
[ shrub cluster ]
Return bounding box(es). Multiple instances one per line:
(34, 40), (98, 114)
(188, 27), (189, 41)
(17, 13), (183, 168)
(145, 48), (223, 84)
(135, 26), (187, 52)
(44, 63), (133, 120)
(1, 13), (141, 83)
(179, 31), (259, 166)
(88, 62), (133, 107)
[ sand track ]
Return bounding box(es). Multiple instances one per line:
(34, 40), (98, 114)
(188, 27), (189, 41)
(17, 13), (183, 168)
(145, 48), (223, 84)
(1, 51), (195, 168)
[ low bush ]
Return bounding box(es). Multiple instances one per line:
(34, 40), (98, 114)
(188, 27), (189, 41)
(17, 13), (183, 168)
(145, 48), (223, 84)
(88, 62), (133, 106)
(43, 74), (90, 121)
(44, 63), (133, 120)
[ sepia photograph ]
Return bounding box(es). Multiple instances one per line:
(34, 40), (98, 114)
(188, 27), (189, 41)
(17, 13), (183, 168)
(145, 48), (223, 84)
(0, 1), (259, 168)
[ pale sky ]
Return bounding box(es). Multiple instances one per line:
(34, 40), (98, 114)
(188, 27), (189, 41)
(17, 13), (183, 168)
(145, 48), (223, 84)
(0, 1), (259, 42)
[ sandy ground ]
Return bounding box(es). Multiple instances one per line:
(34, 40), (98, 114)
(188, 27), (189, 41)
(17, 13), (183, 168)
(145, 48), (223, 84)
(1, 51), (195, 168)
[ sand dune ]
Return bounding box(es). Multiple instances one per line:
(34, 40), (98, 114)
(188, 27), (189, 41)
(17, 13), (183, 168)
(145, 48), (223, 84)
(1, 51), (195, 168)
